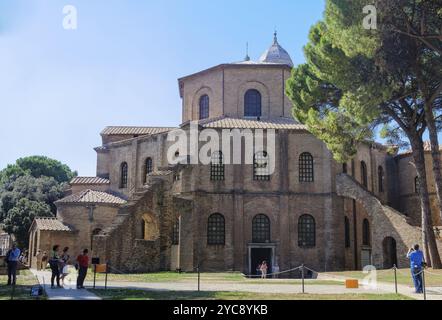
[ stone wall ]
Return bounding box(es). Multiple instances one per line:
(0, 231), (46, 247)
(92, 177), (190, 273)
(336, 173), (442, 268)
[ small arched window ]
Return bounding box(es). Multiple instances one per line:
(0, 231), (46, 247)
(299, 152), (314, 182)
(378, 166), (384, 192)
(343, 163), (348, 174)
(199, 95), (209, 120)
(253, 151), (270, 181)
(344, 216), (350, 248)
(207, 213), (225, 245)
(143, 157), (153, 183)
(362, 219), (370, 246)
(252, 214), (271, 243)
(298, 215), (315, 247)
(415, 176), (420, 194)
(244, 89), (262, 117)
(210, 151), (225, 181)
(360, 161), (368, 188)
(120, 162), (128, 188)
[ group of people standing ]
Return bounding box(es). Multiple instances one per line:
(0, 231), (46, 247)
(48, 245), (90, 289)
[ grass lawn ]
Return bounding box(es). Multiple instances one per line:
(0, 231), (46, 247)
(0, 269), (46, 300)
(327, 268), (442, 287)
(85, 270), (339, 285)
(90, 288), (413, 300)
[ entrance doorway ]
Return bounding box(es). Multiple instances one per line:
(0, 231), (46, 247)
(250, 248), (272, 276)
(383, 237), (398, 268)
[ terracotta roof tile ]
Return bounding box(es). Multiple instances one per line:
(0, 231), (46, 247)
(56, 190), (127, 205)
(101, 126), (175, 136)
(34, 218), (72, 232)
(70, 177), (110, 185)
(199, 117), (307, 130)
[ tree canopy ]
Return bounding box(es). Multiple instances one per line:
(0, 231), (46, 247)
(0, 156), (76, 248)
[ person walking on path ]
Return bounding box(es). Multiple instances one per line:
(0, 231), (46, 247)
(407, 244), (425, 294)
(36, 250), (43, 271)
(41, 251), (48, 270)
(76, 249), (89, 289)
(60, 247), (70, 286)
(5, 243), (21, 286)
(49, 245), (62, 289)
(260, 261), (268, 279)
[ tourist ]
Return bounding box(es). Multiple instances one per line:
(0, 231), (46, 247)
(60, 247), (70, 285)
(260, 260), (268, 279)
(41, 251), (48, 270)
(5, 243), (21, 286)
(407, 244), (425, 294)
(49, 245), (62, 289)
(36, 250), (43, 271)
(76, 249), (89, 289)
(272, 263), (280, 279)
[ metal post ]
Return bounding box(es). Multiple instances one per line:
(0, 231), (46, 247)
(197, 264), (200, 292)
(105, 262), (109, 290)
(393, 264), (398, 294)
(301, 264), (305, 294)
(422, 268), (426, 301)
(93, 264), (97, 289)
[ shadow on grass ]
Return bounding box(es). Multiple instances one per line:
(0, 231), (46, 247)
(90, 288), (413, 300)
(0, 284), (44, 300)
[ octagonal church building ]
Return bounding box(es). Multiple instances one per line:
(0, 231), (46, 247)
(28, 33), (442, 275)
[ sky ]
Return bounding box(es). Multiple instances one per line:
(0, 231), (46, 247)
(0, 0), (326, 176)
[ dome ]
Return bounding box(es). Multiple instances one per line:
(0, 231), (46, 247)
(258, 32), (294, 67)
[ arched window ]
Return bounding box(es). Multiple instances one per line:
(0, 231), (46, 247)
(343, 163), (348, 174)
(172, 218), (180, 245)
(244, 89), (262, 117)
(360, 161), (368, 188)
(199, 95), (209, 120)
(298, 215), (315, 247)
(299, 152), (314, 182)
(415, 176), (420, 194)
(253, 151), (270, 181)
(210, 151), (225, 181)
(362, 219), (370, 246)
(344, 216), (350, 248)
(120, 162), (128, 188)
(143, 157), (153, 183)
(207, 213), (225, 245)
(252, 214), (271, 243)
(378, 166), (384, 192)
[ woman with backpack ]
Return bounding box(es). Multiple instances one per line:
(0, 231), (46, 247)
(49, 245), (62, 289)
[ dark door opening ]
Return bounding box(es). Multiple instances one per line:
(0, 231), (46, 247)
(383, 237), (398, 268)
(250, 248), (272, 277)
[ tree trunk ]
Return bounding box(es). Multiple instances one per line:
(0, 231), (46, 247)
(424, 101), (442, 224)
(411, 137), (442, 268)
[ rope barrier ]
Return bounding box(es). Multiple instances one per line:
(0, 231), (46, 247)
(246, 266), (302, 278)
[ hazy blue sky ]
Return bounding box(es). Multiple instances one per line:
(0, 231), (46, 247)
(0, 0), (325, 176)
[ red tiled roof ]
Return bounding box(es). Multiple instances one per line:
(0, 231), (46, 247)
(199, 117), (307, 130)
(56, 190), (127, 205)
(34, 218), (71, 232)
(101, 126), (175, 136)
(70, 177), (110, 185)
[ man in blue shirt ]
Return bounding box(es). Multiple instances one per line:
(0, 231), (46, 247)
(6, 243), (21, 286)
(407, 244), (425, 294)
